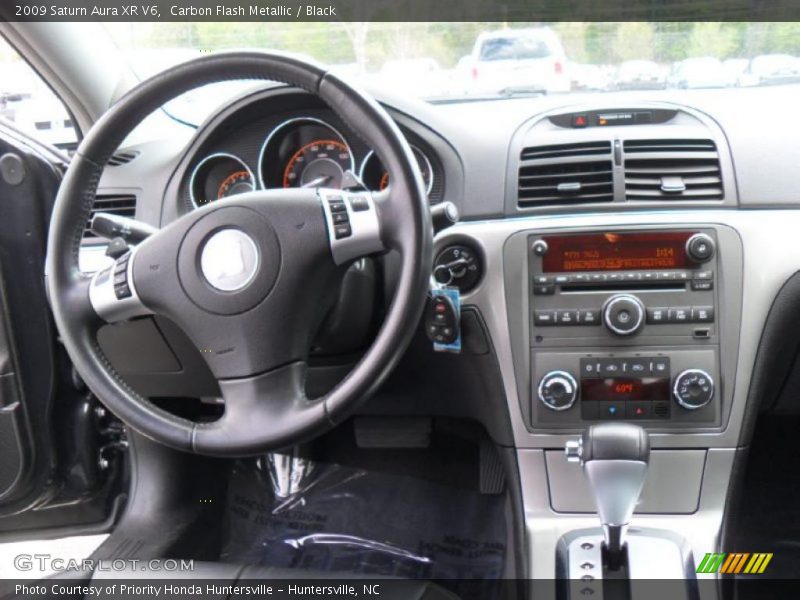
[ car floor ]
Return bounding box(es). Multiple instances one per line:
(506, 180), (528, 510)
(218, 421), (509, 600)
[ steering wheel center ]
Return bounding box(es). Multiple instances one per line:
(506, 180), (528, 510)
(200, 228), (260, 292)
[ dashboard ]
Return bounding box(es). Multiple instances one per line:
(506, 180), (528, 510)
(79, 80), (800, 582)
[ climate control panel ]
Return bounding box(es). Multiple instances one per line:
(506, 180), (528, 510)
(530, 349), (719, 428)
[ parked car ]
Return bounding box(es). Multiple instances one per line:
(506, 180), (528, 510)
(668, 57), (729, 89)
(722, 58), (750, 86)
(570, 62), (612, 91)
(467, 27), (570, 94)
(614, 60), (666, 90)
(746, 53), (800, 86)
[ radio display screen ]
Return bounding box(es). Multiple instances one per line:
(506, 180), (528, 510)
(581, 377), (670, 402)
(541, 231), (694, 272)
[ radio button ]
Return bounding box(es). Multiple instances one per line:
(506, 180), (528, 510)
(676, 271), (691, 281)
(642, 272), (657, 281)
(646, 307), (668, 323)
(608, 273), (623, 283)
(533, 310), (557, 326)
(693, 270), (713, 280)
(556, 309), (579, 325)
(667, 307), (691, 323)
(590, 273), (608, 283)
(555, 275), (571, 284)
(686, 234), (715, 263)
(691, 306), (714, 322)
(603, 294), (646, 336)
(624, 273), (642, 282)
(574, 273), (590, 283)
(532, 283), (555, 295)
(578, 309), (601, 325)
(533, 275), (552, 285)
(691, 280), (714, 291)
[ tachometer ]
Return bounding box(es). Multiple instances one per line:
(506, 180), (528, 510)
(359, 145), (434, 194)
(190, 153), (255, 207)
(259, 117), (355, 190)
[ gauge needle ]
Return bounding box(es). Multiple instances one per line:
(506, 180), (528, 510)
(301, 175), (332, 188)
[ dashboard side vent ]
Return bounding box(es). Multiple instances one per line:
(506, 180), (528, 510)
(83, 194), (137, 239)
(107, 150), (139, 166)
(518, 141), (613, 207)
(623, 139), (723, 201)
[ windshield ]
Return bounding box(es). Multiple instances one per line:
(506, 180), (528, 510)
(98, 21), (800, 123)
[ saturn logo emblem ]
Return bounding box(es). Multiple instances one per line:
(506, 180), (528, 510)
(200, 228), (260, 292)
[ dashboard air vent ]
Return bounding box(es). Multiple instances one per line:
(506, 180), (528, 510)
(83, 194), (136, 238)
(107, 150), (139, 166)
(518, 141), (613, 206)
(623, 139), (723, 201)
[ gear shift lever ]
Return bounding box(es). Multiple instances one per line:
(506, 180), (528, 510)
(566, 422), (650, 568)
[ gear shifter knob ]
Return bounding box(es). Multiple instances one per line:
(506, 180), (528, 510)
(566, 423), (650, 561)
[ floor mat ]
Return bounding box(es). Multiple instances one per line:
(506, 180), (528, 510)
(220, 458), (507, 599)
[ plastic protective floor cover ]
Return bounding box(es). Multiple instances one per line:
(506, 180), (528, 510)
(220, 459), (507, 598)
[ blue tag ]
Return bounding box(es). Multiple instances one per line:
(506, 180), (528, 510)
(431, 286), (461, 353)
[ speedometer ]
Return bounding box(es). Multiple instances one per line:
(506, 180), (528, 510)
(259, 117), (355, 190)
(283, 139), (352, 188)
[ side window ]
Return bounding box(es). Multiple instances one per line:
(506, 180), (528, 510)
(0, 36), (78, 151)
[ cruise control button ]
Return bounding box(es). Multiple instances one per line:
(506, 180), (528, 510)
(332, 212), (349, 224)
(334, 224), (352, 239)
(692, 306), (714, 322)
(328, 200), (346, 213)
(533, 310), (556, 326)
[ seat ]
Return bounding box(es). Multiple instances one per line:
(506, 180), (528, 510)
(88, 561), (460, 600)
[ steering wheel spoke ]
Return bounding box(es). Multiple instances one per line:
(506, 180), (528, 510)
(88, 245), (153, 324)
(193, 361), (328, 456)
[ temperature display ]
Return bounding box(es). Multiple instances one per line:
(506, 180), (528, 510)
(581, 377), (670, 402)
(541, 231), (694, 273)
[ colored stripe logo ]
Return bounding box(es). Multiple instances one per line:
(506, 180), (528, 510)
(697, 552), (773, 574)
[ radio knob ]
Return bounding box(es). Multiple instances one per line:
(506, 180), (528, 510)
(673, 369), (714, 410)
(686, 233), (715, 263)
(538, 371), (578, 411)
(602, 294), (645, 336)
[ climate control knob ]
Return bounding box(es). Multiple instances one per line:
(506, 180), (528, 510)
(538, 371), (578, 411)
(673, 369), (714, 410)
(602, 294), (645, 336)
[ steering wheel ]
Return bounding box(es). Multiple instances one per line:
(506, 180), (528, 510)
(46, 52), (432, 456)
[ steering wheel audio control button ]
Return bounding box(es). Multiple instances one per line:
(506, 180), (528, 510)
(321, 189), (384, 264)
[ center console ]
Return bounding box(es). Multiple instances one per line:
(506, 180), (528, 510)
(527, 226), (726, 431)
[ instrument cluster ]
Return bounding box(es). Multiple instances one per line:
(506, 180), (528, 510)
(188, 116), (438, 208)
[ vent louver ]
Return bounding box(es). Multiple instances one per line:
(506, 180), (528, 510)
(83, 194), (137, 239)
(107, 150), (139, 166)
(623, 139), (723, 201)
(518, 141), (613, 207)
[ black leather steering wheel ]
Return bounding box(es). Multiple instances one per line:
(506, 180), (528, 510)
(46, 52), (432, 456)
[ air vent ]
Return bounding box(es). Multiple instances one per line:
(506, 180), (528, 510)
(83, 194), (136, 238)
(521, 141), (611, 161)
(623, 139), (723, 201)
(518, 141), (613, 207)
(107, 150), (139, 166)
